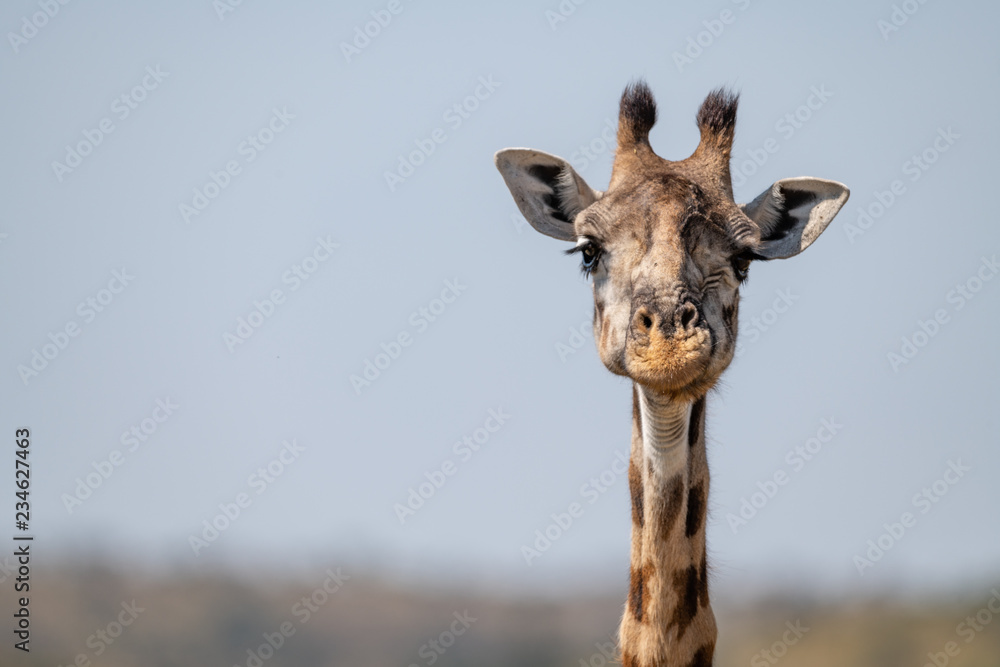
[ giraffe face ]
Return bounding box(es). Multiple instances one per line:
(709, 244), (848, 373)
(572, 175), (751, 400)
(495, 83), (849, 399)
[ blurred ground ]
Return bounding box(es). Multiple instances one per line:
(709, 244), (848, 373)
(6, 563), (999, 666)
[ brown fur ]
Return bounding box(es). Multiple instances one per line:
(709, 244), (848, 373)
(688, 397), (705, 448)
(497, 80), (846, 667)
(497, 80), (847, 667)
(688, 646), (715, 667)
(629, 458), (645, 528)
(621, 386), (717, 666)
(656, 475), (686, 541)
(669, 565), (701, 639)
(684, 483), (706, 538)
(582, 169), (747, 404)
(629, 565), (646, 622)
(606, 84), (734, 666)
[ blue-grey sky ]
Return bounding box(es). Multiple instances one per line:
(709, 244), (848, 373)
(1, 0), (997, 598)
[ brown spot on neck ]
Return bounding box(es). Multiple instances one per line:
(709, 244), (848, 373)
(684, 482), (706, 538)
(688, 645), (715, 667)
(670, 565), (702, 640)
(622, 389), (716, 666)
(629, 458), (644, 528)
(657, 475), (685, 540)
(688, 396), (705, 448)
(629, 565), (645, 622)
(698, 550), (710, 608)
(629, 562), (656, 624)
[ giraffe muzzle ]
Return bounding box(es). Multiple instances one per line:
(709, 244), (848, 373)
(625, 302), (712, 394)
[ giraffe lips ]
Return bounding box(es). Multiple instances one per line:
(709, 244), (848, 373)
(625, 328), (713, 395)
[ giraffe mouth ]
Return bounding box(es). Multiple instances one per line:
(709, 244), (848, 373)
(625, 328), (714, 397)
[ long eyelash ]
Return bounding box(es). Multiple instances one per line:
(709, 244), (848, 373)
(733, 249), (763, 285)
(577, 254), (598, 278)
(733, 265), (749, 285)
(563, 236), (596, 256)
(566, 238), (602, 277)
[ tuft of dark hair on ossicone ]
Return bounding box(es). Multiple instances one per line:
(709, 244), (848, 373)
(695, 87), (739, 149)
(619, 80), (658, 146)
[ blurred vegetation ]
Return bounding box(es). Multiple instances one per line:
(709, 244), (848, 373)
(4, 563), (999, 666)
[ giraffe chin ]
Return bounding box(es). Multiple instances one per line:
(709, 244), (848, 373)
(625, 331), (716, 401)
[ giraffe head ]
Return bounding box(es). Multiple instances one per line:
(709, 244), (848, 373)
(496, 82), (848, 401)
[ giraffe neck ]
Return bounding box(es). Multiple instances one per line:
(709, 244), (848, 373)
(620, 384), (715, 667)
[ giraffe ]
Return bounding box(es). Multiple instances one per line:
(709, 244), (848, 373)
(494, 82), (849, 666)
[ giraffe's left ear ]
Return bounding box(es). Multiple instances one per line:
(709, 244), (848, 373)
(740, 177), (850, 259)
(494, 148), (602, 241)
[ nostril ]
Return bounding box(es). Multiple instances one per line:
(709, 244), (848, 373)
(679, 304), (698, 330)
(633, 308), (654, 334)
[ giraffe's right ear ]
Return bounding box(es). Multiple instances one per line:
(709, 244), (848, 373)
(494, 149), (602, 241)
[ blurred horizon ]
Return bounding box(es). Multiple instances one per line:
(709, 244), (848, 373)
(7, 561), (1000, 666)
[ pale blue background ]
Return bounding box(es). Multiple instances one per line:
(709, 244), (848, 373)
(1, 0), (997, 598)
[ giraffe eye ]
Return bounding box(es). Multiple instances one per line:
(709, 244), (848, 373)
(567, 238), (604, 277)
(731, 255), (752, 283)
